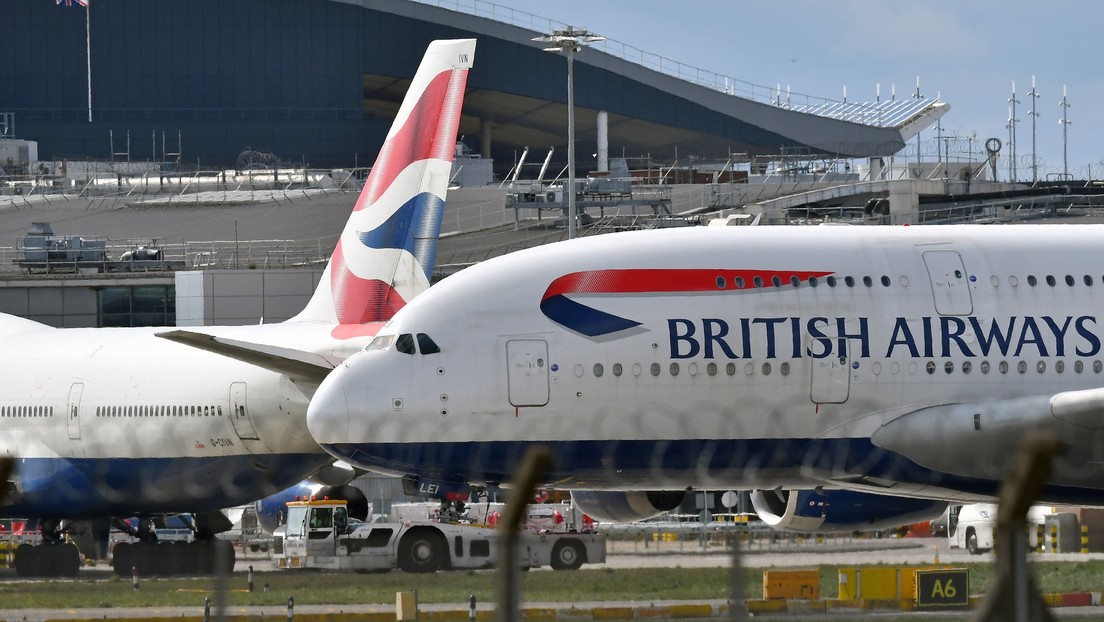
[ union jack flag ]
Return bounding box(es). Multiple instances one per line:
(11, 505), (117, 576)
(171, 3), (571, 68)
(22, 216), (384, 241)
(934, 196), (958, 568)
(56, 0), (89, 6)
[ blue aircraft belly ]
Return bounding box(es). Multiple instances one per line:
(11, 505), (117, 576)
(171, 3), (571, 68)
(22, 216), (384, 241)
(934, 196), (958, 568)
(2, 454), (333, 518)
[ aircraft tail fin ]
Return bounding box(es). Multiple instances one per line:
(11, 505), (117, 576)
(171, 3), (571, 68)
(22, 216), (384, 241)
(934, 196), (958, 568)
(290, 39), (476, 330)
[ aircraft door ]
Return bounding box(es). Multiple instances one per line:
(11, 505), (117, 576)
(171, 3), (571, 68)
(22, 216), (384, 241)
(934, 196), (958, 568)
(506, 339), (549, 407)
(922, 250), (973, 315)
(810, 332), (862, 404)
(229, 382), (260, 441)
(810, 353), (850, 404)
(66, 382), (84, 440)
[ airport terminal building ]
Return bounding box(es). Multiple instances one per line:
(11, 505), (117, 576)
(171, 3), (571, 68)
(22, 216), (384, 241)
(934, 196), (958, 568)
(2, 0), (942, 172)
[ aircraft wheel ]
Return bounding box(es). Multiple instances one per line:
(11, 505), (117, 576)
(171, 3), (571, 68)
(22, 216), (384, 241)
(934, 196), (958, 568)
(550, 539), (585, 571)
(14, 544), (39, 577)
(112, 542), (133, 577)
(132, 543), (158, 578)
(398, 529), (445, 573)
(58, 543), (81, 577)
(211, 539), (236, 574)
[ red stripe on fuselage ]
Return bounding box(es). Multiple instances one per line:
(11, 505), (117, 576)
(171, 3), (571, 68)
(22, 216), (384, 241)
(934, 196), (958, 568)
(542, 269), (834, 302)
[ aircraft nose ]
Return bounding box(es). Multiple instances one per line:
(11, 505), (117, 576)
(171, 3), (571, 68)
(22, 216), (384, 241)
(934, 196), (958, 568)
(307, 366), (351, 446)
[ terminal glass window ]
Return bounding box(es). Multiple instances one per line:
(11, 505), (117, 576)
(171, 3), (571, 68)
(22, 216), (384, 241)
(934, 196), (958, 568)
(98, 286), (175, 327)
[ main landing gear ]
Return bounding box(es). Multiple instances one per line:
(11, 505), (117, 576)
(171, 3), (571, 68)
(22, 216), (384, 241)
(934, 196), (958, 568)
(13, 519), (81, 578)
(109, 518), (236, 577)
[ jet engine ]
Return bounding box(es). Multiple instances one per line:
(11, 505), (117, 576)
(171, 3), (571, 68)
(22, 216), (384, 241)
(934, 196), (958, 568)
(750, 489), (947, 533)
(570, 490), (686, 522)
(255, 482), (368, 534)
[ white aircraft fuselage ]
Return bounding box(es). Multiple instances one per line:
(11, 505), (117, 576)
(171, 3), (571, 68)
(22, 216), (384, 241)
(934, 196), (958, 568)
(309, 224), (1104, 505)
(1, 319), (373, 517)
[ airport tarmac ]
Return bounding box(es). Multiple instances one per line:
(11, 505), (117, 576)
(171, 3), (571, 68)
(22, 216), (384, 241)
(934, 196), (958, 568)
(4, 538), (1104, 620)
(5, 536), (1098, 577)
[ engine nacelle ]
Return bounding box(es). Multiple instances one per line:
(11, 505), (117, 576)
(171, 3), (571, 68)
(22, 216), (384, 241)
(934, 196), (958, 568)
(750, 489), (947, 533)
(570, 490), (686, 522)
(255, 482), (368, 534)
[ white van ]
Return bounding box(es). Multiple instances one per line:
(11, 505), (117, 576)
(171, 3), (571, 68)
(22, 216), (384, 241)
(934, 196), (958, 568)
(948, 503), (1055, 554)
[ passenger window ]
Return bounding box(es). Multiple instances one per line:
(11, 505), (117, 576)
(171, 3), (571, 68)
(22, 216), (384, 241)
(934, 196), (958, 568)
(826, 276), (837, 287)
(735, 277), (745, 288)
(771, 276), (782, 287)
(844, 276), (855, 287)
(395, 334), (416, 355)
(753, 276), (763, 288)
(863, 276), (873, 287)
(416, 333), (440, 354)
(881, 275), (891, 287)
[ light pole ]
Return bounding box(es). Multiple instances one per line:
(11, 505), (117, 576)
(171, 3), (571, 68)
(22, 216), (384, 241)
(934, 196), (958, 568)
(1028, 75), (1040, 183)
(1059, 84), (1071, 179)
(534, 26), (604, 239)
(1008, 81), (1020, 183)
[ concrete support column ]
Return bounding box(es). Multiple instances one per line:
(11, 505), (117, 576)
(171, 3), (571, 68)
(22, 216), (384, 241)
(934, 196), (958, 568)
(888, 180), (920, 225)
(596, 110), (609, 173)
(868, 157), (884, 181)
(480, 119), (493, 159)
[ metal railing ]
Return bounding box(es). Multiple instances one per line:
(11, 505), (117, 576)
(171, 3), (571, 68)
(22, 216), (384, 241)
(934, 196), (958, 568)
(411, 0), (938, 128)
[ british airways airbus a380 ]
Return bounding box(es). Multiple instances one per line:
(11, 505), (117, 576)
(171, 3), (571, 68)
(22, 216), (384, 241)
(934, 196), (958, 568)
(308, 223), (1104, 532)
(0, 38), (475, 576)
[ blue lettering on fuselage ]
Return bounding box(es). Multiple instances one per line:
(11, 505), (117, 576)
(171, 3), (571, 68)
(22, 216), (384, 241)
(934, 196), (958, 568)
(666, 315), (1100, 360)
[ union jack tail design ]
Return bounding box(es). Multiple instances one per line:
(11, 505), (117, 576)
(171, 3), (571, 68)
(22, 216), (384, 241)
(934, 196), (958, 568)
(290, 39), (475, 336)
(56, 0), (89, 7)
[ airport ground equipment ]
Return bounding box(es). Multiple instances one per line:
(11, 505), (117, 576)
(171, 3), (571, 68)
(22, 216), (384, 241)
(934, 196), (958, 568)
(272, 499), (605, 573)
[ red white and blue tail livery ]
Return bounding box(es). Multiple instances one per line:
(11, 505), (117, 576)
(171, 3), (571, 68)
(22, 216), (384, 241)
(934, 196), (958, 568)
(295, 38), (474, 333)
(0, 39), (475, 577)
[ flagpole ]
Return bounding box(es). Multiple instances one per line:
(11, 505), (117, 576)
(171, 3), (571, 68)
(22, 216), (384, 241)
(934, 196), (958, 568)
(85, 1), (92, 123)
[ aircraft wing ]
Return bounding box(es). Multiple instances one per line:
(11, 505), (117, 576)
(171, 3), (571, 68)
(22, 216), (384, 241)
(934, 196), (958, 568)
(156, 330), (338, 390)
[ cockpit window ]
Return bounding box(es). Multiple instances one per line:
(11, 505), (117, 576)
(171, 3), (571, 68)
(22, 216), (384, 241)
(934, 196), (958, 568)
(416, 333), (440, 354)
(365, 335), (396, 351)
(395, 333), (416, 355)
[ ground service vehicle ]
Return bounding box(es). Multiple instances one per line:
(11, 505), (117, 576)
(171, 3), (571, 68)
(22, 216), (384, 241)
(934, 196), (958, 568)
(948, 503), (1055, 554)
(273, 499), (605, 573)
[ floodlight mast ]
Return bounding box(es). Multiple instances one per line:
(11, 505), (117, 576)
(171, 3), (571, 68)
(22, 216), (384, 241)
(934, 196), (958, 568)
(533, 27), (604, 240)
